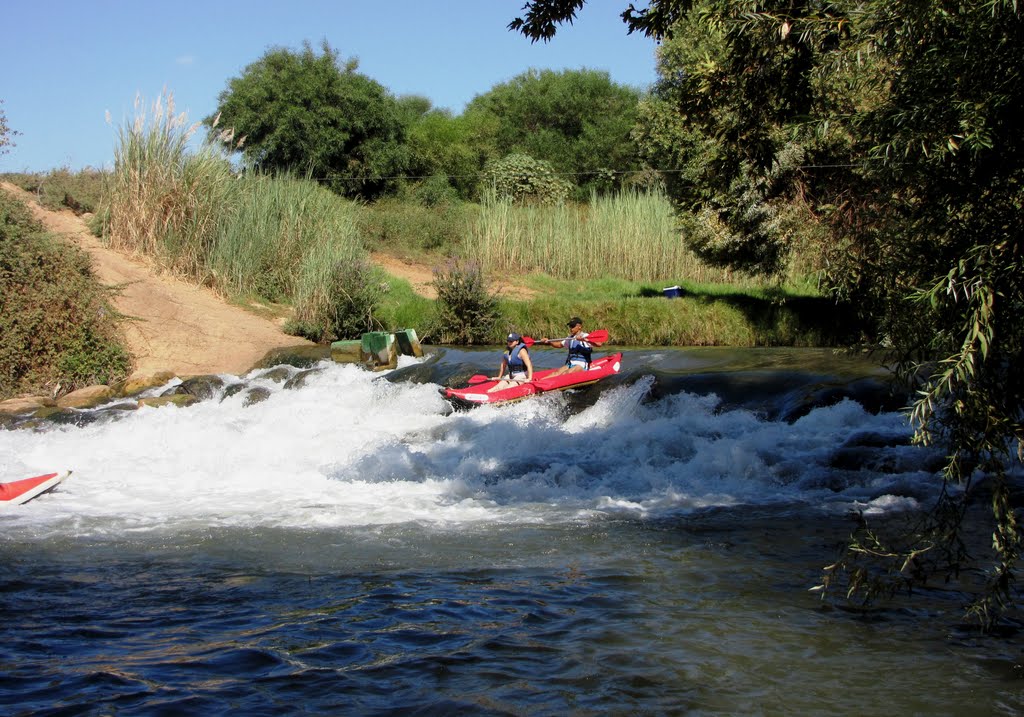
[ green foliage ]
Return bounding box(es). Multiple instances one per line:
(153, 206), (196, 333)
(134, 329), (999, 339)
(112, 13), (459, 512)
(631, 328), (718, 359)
(411, 173), (462, 207)
(209, 174), (364, 303)
(372, 275), (435, 337)
(288, 258), (385, 342)
(429, 260), (500, 345)
(403, 104), (493, 201)
(279, 185), (374, 342)
(105, 90), (235, 281)
(102, 88), (382, 343)
(2, 168), (108, 215)
(509, 0), (686, 41)
(213, 176), (370, 341)
(499, 281), (856, 348)
(514, 0), (1024, 626)
(41, 167), (107, 214)
(0, 99), (18, 156)
(465, 68), (643, 198)
(0, 192), (130, 398)
(468, 187), (789, 285)
(481, 153), (572, 205)
(358, 198), (472, 254)
(325, 260), (386, 340)
(207, 40), (409, 200)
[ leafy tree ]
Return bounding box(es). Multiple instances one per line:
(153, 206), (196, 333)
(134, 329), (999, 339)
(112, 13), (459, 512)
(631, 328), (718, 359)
(464, 68), (643, 197)
(400, 98), (494, 202)
(511, 0), (1024, 627)
(206, 40), (409, 200)
(0, 99), (19, 156)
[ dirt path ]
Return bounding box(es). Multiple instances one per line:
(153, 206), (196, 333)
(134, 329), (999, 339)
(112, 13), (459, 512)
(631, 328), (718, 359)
(3, 182), (539, 378)
(2, 182), (313, 378)
(370, 251), (538, 301)
(370, 252), (439, 299)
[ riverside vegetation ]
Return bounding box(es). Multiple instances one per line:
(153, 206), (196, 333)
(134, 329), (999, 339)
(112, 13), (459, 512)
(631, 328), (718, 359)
(1, 92), (847, 400)
(4, 0), (1020, 627)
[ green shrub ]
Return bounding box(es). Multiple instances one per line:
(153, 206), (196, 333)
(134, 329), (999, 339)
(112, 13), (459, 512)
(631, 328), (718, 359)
(429, 259), (499, 344)
(287, 258), (385, 342)
(326, 260), (386, 340)
(286, 196), (377, 342)
(358, 198), (471, 254)
(0, 192), (130, 399)
(0, 172), (44, 193)
(35, 167), (108, 215)
(411, 173), (461, 207)
(481, 153), (573, 205)
(208, 175), (355, 302)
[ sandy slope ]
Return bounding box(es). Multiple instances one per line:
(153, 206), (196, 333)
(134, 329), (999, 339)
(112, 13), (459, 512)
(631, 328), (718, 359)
(2, 183), (541, 379)
(2, 182), (313, 377)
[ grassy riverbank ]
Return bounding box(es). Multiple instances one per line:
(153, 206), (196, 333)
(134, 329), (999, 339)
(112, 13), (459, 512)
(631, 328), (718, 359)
(4, 160), (856, 351)
(373, 269), (860, 347)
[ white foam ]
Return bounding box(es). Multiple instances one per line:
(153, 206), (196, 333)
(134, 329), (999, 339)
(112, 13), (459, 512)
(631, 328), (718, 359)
(0, 359), (935, 538)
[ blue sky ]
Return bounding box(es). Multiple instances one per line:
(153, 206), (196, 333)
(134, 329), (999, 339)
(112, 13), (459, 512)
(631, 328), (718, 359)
(0, 1), (659, 172)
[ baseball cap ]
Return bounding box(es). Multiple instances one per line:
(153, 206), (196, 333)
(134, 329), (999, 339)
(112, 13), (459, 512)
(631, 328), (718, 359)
(566, 317), (582, 328)
(507, 333), (522, 342)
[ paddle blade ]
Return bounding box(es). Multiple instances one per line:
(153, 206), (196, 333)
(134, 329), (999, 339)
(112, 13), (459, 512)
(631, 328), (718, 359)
(586, 329), (609, 345)
(522, 336), (536, 347)
(467, 374), (492, 385)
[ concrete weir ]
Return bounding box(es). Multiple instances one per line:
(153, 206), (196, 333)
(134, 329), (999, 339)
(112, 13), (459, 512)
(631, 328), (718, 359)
(331, 329), (422, 370)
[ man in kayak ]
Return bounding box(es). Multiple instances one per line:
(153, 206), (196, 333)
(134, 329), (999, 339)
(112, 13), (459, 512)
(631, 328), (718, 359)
(541, 317), (599, 377)
(488, 333), (534, 392)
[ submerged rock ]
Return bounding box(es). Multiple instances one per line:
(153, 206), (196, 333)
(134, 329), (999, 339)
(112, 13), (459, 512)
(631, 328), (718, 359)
(0, 396), (56, 416)
(243, 386), (272, 407)
(256, 366), (293, 384)
(222, 383), (247, 400)
(121, 370), (177, 397)
(57, 385), (116, 409)
(44, 409), (102, 428)
(284, 368), (323, 390)
(175, 375), (227, 400)
(138, 395), (200, 409)
(256, 344), (329, 369)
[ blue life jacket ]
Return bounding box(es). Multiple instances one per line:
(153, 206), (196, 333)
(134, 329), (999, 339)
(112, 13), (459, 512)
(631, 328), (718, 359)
(566, 336), (592, 366)
(506, 342), (529, 374)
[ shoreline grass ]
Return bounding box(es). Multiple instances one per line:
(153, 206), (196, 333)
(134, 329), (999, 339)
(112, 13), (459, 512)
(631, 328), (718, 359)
(12, 96), (840, 350)
(465, 189), (819, 292)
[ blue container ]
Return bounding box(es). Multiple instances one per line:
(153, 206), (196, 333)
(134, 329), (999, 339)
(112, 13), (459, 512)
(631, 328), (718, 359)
(662, 285), (682, 298)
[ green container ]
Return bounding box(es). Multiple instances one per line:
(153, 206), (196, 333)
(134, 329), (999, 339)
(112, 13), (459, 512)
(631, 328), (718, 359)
(395, 328), (423, 357)
(360, 332), (397, 370)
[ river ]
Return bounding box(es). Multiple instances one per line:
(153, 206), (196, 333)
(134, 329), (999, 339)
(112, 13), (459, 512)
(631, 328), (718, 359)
(1, 347), (1021, 715)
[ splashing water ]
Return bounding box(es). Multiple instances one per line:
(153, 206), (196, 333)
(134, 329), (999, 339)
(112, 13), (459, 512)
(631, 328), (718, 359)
(2, 353), (931, 540)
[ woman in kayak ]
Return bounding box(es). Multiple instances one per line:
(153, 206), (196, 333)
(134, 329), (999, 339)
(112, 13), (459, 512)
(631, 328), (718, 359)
(541, 317), (598, 377)
(488, 333), (534, 392)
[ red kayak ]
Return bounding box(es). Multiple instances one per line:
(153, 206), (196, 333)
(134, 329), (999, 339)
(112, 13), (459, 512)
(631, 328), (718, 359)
(442, 353), (623, 409)
(0, 471), (70, 507)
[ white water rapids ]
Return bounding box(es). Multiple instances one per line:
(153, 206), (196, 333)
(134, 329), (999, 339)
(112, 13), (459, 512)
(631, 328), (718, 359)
(2, 354), (931, 540)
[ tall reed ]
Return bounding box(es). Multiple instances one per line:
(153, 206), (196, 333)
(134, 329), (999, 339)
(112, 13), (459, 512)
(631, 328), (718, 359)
(102, 90), (380, 340)
(467, 189), (752, 286)
(207, 175), (349, 301)
(105, 90), (233, 280)
(271, 181), (367, 333)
